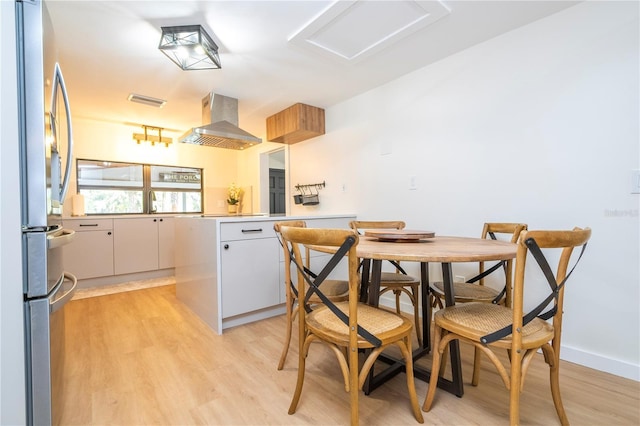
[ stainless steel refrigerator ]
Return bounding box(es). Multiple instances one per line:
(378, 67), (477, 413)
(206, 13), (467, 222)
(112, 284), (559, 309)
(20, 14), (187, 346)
(16, 0), (77, 424)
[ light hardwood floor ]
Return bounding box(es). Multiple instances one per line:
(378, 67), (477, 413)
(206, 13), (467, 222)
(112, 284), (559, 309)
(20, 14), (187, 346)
(61, 284), (639, 425)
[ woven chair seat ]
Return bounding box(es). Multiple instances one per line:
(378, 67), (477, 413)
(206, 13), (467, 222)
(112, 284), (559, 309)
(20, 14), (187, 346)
(435, 302), (554, 348)
(431, 280), (499, 301)
(307, 301), (412, 347)
(360, 271), (417, 283)
(379, 271), (418, 283)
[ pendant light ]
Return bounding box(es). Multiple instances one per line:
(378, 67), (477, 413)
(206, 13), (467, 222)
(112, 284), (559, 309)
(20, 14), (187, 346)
(133, 125), (172, 147)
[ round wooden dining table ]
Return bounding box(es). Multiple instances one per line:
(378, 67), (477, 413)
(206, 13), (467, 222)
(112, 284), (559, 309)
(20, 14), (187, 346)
(310, 234), (517, 397)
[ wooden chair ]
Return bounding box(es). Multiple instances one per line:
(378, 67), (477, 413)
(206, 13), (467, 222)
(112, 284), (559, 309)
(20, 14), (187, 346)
(273, 221), (350, 370)
(349, 220), (423, 347)
(429, 222), (527, 383)
(430, 222), (528, 309)
(280, 226), (424, 426)
(423, 227), (591, 426)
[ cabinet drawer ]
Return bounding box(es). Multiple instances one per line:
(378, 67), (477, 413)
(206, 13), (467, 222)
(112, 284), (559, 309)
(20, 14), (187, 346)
(63, 218), (113, 231)
(220, 221), (278, 241)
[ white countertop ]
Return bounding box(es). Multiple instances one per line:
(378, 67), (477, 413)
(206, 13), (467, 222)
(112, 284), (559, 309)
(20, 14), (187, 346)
(64, 213), (356, 222)
(177, 213), (356, 223)
(64, 214), (183, 219)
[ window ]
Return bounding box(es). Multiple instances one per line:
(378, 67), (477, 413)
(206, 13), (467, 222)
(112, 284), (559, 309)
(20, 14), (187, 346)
(150, 165), (202, 213)
(77, 160), (203, 214)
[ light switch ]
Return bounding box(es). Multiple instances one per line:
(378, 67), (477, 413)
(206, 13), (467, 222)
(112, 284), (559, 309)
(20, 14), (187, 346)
(409, 175), (417, 190)
(632, 169), (640, 194)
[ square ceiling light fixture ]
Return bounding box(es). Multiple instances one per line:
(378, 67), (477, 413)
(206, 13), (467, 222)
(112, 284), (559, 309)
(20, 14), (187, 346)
(158, 25), (221, 70)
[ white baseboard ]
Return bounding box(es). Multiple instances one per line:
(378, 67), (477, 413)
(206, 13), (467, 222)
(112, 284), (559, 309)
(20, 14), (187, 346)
(383, 295), (640, 382)
(223, 304), (287, 332)
(72, 270), (175, 299)
(75, 268), (174, 290)
(560, 345), (639, 382)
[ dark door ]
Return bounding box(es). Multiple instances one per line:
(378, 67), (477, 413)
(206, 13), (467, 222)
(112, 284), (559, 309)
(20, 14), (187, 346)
(269, 168), (286, 214)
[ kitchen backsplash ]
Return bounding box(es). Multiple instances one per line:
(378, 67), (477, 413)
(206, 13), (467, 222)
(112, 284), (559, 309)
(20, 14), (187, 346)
(204, 186), (253, 215)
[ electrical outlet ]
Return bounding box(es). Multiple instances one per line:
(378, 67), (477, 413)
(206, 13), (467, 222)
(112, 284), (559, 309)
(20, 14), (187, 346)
(217, 200), (224, 207)
(342, 183), (347, 192)
(454, 275), (466, 283)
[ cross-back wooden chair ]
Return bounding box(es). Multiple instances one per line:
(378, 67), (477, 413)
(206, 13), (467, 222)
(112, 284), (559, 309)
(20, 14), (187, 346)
(280, 226), (424, 425)
(430, 222), (527, 383)
(349, 220), (423, 347)
(423, 227), (591, 426)
(430, 222), (528, 309)
(273, 220), (350, 370)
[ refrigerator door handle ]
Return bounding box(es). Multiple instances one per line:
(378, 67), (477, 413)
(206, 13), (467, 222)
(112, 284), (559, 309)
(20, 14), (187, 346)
(51, 63), (74, 204)
(47, 228), (75, 249)
(50, 272), (77, 314)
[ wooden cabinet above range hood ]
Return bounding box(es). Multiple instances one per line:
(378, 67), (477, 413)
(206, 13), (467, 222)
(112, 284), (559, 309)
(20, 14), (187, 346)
(266, 103), (325, 144)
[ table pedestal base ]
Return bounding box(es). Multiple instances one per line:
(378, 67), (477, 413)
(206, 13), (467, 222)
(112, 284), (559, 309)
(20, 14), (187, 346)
(361, 260), (464, 398)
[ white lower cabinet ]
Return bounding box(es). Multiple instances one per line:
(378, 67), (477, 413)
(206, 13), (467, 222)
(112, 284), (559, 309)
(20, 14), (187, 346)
(220, 237), (280, 317)
(62, 219), (114, 280)
(158, 217), (175, 269)
(63, 216), (175, 281)
(114, 218), (159, 275)
(175, 215), (356, 334)
(114, 217), (176, 275)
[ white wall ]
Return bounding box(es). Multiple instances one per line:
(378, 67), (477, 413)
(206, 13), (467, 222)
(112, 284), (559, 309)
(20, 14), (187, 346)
(283, 1), (639, 379)
(0, 1), (27, 423)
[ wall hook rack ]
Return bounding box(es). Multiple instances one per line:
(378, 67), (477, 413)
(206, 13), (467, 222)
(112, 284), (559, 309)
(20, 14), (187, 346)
(294, 181), (324, 205)
(294, 181), (325, 193)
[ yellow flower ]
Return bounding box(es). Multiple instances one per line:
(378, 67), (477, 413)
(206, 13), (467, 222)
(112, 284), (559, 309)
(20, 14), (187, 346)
(227, 183), (242, 205)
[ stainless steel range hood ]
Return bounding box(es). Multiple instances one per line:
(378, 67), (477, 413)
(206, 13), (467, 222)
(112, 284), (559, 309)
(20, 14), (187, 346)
(179, 93), (261, 150)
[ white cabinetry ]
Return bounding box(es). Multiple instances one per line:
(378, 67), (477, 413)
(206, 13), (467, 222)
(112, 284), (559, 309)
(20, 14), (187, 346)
(220, 222), (280, 318)
(113, 217), (175, 275)
(114, 218), (157, 275)
(175, 215), (356, 334)
(62, 219), (114, 279)
(158, 217), (175, 269)
(63, 216), (175, 284)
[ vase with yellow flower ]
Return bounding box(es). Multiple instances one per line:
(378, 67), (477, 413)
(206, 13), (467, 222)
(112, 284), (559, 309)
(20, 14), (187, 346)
(227, 183), (242, 214)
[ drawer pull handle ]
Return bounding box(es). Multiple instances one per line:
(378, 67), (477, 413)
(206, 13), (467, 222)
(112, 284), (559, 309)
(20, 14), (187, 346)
(241, 228), (263, 233)
(79, 224), (99, 227)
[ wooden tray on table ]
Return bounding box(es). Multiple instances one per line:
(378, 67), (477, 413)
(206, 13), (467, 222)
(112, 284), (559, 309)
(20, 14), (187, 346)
(364, 229), (435, 242)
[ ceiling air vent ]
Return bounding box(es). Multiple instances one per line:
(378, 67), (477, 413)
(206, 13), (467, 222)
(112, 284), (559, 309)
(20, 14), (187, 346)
(127, 93), (167, 108)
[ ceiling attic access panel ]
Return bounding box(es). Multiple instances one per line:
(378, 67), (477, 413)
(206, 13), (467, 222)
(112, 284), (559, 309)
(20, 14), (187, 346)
(266, 103), (325, 144)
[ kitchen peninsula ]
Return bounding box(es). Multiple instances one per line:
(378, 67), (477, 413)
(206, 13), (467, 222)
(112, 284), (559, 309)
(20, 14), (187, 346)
(174, 214), (356, 334)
